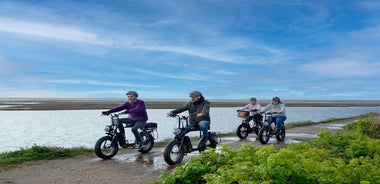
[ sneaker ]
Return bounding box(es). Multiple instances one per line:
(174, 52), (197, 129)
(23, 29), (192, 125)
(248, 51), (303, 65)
(198, 142), (206, 152)
(134, 142), (142, 149)
(198, 139), (207, 152)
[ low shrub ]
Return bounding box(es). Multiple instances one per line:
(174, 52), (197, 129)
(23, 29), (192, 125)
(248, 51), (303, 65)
(156, 114), (380, 184)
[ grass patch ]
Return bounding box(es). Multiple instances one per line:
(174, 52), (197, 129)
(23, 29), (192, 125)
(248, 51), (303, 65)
(0, 144), (93, 169)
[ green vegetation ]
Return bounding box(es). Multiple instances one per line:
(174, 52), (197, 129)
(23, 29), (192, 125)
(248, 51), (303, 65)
(156, 113), (380, 184)
(0, 144), (93, 169)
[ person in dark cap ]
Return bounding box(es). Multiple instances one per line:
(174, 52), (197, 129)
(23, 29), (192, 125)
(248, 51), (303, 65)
(238, 97), (262, 126)
(102, 91), (148, 149)
(167, 90), (211, 151)
(261, 96), (286, 134)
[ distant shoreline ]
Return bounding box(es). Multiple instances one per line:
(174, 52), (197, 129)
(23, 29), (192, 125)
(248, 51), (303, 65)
(1, 98), (380, 110)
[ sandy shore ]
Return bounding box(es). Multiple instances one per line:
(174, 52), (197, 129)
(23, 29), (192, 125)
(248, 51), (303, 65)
(1, 98), (380, 110)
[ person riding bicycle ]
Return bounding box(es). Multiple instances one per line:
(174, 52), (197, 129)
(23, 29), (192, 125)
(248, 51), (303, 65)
(261, 96), (286, 135)
(166, 91), (211, 151)
(102, 91), (148, 149)
(238, 97), (262, 127)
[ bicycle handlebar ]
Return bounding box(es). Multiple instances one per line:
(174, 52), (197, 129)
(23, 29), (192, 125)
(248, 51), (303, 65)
(102, 111), (129, 116)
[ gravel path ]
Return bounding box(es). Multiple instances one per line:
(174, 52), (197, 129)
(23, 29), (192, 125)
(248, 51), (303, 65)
(0, 118), (356, 184)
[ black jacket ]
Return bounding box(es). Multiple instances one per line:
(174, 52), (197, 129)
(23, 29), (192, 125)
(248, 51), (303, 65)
(171, 97), (211, 124)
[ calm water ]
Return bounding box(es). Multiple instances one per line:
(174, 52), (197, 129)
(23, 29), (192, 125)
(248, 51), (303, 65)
(1, 106), (380, 153)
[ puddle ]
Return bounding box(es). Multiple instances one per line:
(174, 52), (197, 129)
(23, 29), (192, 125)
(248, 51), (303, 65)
(286, 133), (318, 139)
(325, 124), (346, 129)
(91, 146), (203, 170)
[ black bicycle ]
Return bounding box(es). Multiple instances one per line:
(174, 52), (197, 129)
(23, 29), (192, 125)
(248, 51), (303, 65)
(257, 112), (285, 144)
(95, 112), (158, 159)
(236, 110), (263, 139)
(163, 115), (220, 165)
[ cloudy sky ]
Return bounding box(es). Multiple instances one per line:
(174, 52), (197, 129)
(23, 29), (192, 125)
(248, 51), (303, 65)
(1, 0), (380, 100)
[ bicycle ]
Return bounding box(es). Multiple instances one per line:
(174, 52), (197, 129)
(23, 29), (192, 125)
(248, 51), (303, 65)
(236, 109), (263, 139)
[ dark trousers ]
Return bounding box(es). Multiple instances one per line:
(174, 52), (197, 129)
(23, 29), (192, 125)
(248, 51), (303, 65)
(117, 118), (147, 143)
(245, 114), (263, 124)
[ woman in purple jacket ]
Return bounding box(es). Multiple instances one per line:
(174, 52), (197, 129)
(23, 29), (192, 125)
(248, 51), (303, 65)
(102, 91), (148, 149)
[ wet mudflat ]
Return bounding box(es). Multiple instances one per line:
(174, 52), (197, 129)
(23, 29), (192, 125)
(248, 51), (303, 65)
(1, 98), (380, 110)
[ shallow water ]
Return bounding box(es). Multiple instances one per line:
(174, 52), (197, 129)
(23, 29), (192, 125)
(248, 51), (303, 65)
(1, 106), (380, 153)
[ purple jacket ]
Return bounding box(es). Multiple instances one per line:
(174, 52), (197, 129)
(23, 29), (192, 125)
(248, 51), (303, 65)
(107, 99), (148, 121)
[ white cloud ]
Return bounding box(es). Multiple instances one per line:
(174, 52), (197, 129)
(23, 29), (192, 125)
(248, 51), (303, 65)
(349, 25), (380, 41)
(0, 89), (88, 98)
(132, 44), (243, 64)
(44, 79), (159, 88)
(358, 1), (380, 10)
(0, 17), (282, 65)
(299, 59), (380, 78)
(126, 67), (206, 81)
(0, 17), (113, 45)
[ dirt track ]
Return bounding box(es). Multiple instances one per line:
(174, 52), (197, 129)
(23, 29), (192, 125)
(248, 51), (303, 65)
(0, 118), (356, 184)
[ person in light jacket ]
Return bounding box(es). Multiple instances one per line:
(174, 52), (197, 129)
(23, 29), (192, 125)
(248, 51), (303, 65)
(239, 97), (262, 126)
(261, 96), (286, 134)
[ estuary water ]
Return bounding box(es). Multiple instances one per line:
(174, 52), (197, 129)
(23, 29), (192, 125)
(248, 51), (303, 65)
(1, 106), (380, 153)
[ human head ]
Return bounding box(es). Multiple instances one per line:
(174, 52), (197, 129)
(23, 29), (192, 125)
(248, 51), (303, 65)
(126, 90), (138, 97)
(271, 96), (282, 104)
(249, 97), (257, 102)
(189, 91), (203, 103)
(126, 91), (138, 103)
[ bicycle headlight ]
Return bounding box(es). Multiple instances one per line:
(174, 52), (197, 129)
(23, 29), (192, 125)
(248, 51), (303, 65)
(173, 128), (181, 135)
(104, 125), (112, 132)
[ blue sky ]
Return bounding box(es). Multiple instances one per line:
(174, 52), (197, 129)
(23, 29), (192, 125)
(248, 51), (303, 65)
(1, 0), (380, 100)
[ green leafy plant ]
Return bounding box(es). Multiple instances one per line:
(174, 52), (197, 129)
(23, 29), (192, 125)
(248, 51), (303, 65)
(156, 114), (380, 184)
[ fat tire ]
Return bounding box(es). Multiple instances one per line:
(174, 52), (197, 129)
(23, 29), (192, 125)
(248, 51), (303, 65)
(163, 140), (184, 165)
(138, 134), (154, 153)
(275, 127), (286, 141)
(258, 128), (270, 144)
(94, 136), (119, 159)
(208, 132), (218, 148)
(236, 124), (249, 139)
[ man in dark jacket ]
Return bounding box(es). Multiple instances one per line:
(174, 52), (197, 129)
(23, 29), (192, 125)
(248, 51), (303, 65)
(102, 91), (148, 149)
(167, 91), (211, 151)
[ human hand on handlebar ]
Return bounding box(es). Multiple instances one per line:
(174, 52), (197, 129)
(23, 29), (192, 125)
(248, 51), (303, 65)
(101, 111), (110, 116)
(166, 112), (175, 117)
